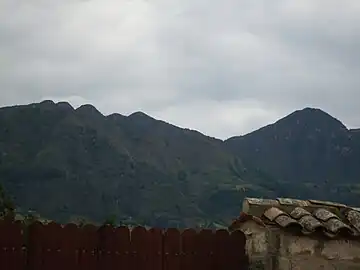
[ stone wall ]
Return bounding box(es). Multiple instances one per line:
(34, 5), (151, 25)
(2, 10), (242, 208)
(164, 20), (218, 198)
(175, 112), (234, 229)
(240, 221), (360, 270)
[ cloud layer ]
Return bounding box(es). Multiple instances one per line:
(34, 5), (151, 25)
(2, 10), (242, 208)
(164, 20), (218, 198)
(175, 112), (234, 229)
(1, 0), (359, 138)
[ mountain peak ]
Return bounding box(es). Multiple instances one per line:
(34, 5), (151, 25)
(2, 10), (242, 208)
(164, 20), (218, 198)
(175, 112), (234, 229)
(56, 101), (74, 111)
(126, 112), (158, 131)
(76, 104), (103, 116)
(128, 111), (154, 120)
(39, 100), (55, 105)
(276, 107), (347, 132)
(292, 107), (332, 118)
(107, 113), (125, 120)
(226, 107), (348, 143)
(37, 100), (56, 109)
(284, 107), (330, 119)
(107, 113), (126, 125)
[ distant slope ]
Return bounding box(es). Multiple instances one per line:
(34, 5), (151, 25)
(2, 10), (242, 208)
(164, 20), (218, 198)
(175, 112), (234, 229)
(1, 101), (359, 226)
(0, 101), (266, 227)
(225, 108), (360, 205)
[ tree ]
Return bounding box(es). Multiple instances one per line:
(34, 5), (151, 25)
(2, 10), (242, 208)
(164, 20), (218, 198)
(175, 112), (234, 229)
(0, 184), (15, 219)
(103, 214), (117, 226)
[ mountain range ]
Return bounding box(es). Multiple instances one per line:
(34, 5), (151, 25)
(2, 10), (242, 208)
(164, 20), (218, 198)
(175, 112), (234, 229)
(0, 101), (359, 227)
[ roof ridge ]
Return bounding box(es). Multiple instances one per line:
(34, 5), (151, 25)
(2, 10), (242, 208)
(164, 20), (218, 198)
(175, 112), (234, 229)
(238, 198), (360, 239)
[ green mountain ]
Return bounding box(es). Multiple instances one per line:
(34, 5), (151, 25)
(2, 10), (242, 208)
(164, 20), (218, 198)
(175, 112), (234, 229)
(0, 102), (359, 227)
(0, 101), (261, 227)
(225, 108), (360, 206)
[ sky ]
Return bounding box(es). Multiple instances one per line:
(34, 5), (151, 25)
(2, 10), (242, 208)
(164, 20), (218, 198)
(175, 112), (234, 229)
(1, 0), (360, 139)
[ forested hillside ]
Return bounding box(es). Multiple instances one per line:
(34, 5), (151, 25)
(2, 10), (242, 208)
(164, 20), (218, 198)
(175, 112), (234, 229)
(1, 101), (359, 227)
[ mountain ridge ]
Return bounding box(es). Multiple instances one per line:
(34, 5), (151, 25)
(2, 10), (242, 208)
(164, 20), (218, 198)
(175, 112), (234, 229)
(0, 101), (359, 227)
(225, 106), (360, 204)
(2, 101), (357, 139)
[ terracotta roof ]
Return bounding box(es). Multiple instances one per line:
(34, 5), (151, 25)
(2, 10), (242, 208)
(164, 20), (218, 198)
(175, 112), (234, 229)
(231, 197), (360, 239)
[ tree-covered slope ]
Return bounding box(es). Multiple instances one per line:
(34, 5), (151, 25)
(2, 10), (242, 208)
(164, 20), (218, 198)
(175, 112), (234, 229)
(1, 102), (359, 227)
(0, 101), (264, 227)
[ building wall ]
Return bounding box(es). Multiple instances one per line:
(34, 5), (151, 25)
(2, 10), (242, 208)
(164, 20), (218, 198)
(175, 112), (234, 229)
(239, 222), (360, 270)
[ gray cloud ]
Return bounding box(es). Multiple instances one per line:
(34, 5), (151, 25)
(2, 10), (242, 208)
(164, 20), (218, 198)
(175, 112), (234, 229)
(1, 0), (359, 139)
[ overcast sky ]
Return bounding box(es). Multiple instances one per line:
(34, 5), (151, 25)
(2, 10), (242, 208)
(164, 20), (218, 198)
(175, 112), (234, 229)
(1, 1), (359, 139)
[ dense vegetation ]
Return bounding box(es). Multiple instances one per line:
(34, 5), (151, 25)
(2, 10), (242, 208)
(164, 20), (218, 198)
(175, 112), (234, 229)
(225, 108), (360, 207)
(0, 101), (359, 227)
